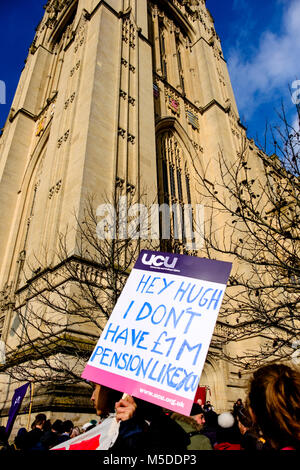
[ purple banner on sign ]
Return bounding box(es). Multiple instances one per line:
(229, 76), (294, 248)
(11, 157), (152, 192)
(5, 382), (30, 437)
(134, 250), (232, 285)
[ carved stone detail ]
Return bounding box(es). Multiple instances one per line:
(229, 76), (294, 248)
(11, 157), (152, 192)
(70, 61), (81, 77)
(64, 93), (75, 110)
(57, 129), (70, 147)
(127, 133), (135, 144)
(128, 96), (135, 106)
(49, 179), (62, 199)
(116, 176), (125, 189)
(118, 128), (126, 138)
(126, 183), (135, 194)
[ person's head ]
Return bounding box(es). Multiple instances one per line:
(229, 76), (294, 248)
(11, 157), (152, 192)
(218, 412), (235, 429)
(216, 412), (241, 444)
(190, 403), (205, 427)
(204, 409), (218, 428)
(14, 427), (27, 449)
(236, 399), (243, 405)
(236, 407), (253, 435)
(16, 427), (27, 439)
(248, 363), (300, 449)
(91, 383), (122, 417)
(33, 413), (47, 429)
(51, 419), (63, 434)
(70, 426), (81, 438)
(62, 420), (73, 435)
(43, 419), (52, 432)
(86, 424), (96, 432)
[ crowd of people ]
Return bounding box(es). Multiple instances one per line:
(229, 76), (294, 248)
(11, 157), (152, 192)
(0, 415), (92, 451)
(0, 363), (299, 451)
(169, 398), (271, 451)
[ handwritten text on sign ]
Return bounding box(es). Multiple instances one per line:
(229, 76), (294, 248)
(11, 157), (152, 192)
(82, 251), (232, 415)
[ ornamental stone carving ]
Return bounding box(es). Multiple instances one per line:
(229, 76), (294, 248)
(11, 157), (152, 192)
(45, 0), (73, 28)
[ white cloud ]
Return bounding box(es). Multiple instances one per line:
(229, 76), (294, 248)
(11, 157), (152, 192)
(228, 0), (300, 118)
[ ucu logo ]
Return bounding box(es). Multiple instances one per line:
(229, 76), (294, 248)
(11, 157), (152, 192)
(14, 396), (21, 406)
(141, 253), (178, 269)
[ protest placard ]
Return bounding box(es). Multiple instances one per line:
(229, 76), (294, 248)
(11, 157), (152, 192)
(82, 250), (232, 415)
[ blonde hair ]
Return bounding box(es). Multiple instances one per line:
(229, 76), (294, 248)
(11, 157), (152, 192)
(248, 363), (300, 449)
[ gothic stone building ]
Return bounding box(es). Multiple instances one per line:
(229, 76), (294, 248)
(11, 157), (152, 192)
(0, 0), (268, 429)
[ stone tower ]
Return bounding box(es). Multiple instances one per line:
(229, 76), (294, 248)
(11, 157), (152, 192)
(0, 0), (262, 428)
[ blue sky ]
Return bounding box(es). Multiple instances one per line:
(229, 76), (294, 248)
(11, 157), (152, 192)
(0, 0), (299, 152)
(208, 0), (300, 149)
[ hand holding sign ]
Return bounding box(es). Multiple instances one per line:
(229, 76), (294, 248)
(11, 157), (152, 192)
(82, 250), (232, 416)
(115, 395), (137, 422)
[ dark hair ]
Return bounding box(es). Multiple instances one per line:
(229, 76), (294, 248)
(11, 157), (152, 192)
(237, 407), (253, 429)
(216, 419), (241, 445)
(16, 427), (27, 438)
(14, 427), (28, 449)
(33, 413), (46, 426)
(190, 403), (204, 416)
(62, 420), (74, 434)
(43, 419), (52, 432)
(248, 363), (300, 449)
(34, 413), (47, 424)
(85, 424), (96, 432)
(204, 409), (218, 428)
(52, 419), (63, 433)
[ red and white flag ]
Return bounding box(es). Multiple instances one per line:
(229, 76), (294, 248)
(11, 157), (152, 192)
(51, 415), (120, 451)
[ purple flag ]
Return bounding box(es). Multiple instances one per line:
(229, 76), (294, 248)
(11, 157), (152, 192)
(5, 382), (30, 437)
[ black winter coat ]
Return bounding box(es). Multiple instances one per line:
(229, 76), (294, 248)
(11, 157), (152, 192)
(112, 403), (190, 451)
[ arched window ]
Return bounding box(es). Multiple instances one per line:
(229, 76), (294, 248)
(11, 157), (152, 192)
(157, 130), (196, 253)
(50, 1), (78, 50)
(158, 131), (193, 206)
